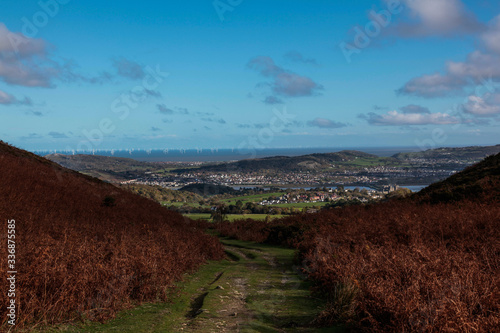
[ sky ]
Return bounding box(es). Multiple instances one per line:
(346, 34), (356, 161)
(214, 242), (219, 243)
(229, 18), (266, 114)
(1, 0), (500, 152)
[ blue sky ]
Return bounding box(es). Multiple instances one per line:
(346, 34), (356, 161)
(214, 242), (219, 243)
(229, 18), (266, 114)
(1, 0), (500, 152)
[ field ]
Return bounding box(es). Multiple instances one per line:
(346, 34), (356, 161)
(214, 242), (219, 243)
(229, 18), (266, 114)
(184, 213), (279, 221)
(221, 192), (283, 205)
(271, 201), (329, 208)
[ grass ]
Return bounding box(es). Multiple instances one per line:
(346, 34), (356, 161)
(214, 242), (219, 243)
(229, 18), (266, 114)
(161, 193), (328, 211)
(40, 238), (344, 333)
(219, 239), (346, 333)
(222, 192), (283, 205)
(162, 201), (208, 208)
(270, 202), (329, 208)
(184, 213), (281, 221)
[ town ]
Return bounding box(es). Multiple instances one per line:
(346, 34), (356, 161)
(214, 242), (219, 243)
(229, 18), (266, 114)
(122, 165), (456, 189)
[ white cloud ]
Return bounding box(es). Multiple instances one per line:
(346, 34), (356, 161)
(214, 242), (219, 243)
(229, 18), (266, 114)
(398, 51), (500, 98)
(481, 14), (500, 55)
(0, 23), (55, 87)
(397, 72), (466, 97)
(0, 23), (118, 88)
(365, 110), (459, 125)
(397, 10), (500, 98)
(462, 92), (500, 117)
(447, 51), (500, 81)
(390, 0), (483, 37)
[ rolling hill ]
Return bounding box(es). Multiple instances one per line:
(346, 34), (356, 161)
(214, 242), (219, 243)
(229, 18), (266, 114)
(174, 150), (397, 173)
(0, 141), (224, 329)
(174, 145), (500, 174)
(45, 153), (160, 182)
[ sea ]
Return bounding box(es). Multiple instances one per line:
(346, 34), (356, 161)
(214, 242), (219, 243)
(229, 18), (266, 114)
(35, 146), (423, 162)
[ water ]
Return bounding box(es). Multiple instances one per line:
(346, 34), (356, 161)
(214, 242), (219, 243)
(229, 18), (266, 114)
(34, 146), (423, 162)
(403, 185), (427, 192)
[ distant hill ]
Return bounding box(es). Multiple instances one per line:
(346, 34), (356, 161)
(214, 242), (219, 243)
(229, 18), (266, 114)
(46, 153), (153, 170)
(0, 141), (223, 328)
(46, 153), (160, 181)
(174, 150), (394, 173)
(393, 144), (500, 160)
(414, 152), (500, 203)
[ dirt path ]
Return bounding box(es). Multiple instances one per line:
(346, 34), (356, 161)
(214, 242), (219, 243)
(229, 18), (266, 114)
(56, 238), (342, 333)
(177, 245), (253, 332)
(173, 240), (332, 333)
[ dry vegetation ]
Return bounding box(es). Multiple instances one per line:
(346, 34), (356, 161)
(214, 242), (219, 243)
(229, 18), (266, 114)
(0, 142), (225, 329)
(215, 154), (500, 332)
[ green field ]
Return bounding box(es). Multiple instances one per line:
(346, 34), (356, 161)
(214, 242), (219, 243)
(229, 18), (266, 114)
(162, 201), (208, 208)
(270, 201), (329, 208)
(184, 213), (281, 221)
(222, 192), (283, 205)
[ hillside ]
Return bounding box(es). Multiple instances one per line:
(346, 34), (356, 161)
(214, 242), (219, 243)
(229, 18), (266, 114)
(415, 152), (500, 203)
(393, 144), (500, 160)
(179, 183), (238, 196)
(174, 150), (396, 173)
(0, 141), (224, 329)
(45, 153), (160, 182)
(122, 183), (204, 202)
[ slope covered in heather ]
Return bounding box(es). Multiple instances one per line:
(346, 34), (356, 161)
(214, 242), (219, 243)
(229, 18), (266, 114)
(0, 141), (224, 329)
(414, 152), (500, 203)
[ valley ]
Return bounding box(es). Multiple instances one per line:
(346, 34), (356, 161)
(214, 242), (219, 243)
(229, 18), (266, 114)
(1, 141), (498, 332)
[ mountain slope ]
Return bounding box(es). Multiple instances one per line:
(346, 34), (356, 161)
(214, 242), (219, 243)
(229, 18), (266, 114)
(0, 141), (224, 328)
(45, 153), (160, 181)
(414, 152), (500, 203)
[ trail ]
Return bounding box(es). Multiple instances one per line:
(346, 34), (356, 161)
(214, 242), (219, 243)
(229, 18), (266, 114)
(171, 239), (332, 333)
(56, 238), (343, 333)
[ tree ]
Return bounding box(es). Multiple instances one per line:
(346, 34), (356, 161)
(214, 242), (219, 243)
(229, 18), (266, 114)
(211, 204), (228, 223)
(235, 200), (243, 211)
